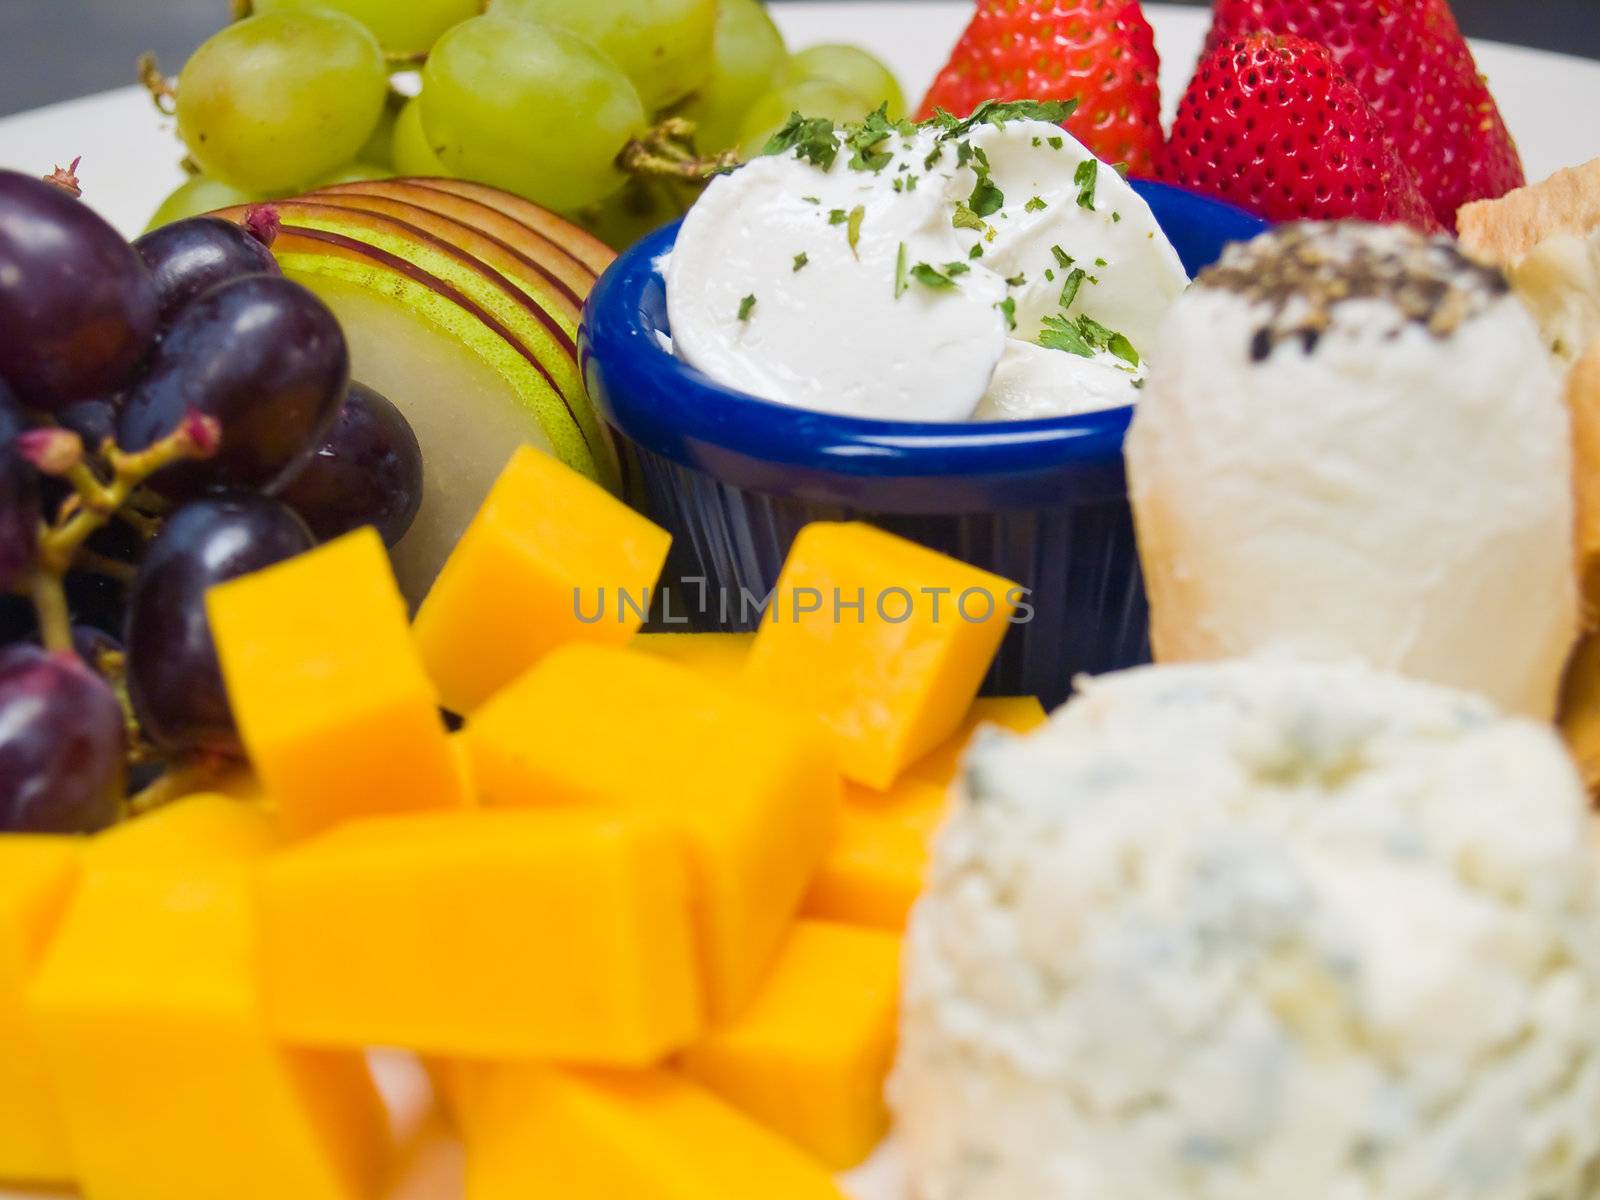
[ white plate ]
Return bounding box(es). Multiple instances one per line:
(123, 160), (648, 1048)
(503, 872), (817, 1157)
(0, 2), (1597, 237)
(0, 5), (1597, 1197)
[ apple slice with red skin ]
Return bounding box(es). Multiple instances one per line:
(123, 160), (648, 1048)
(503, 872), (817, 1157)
(214, 181), (617, 603)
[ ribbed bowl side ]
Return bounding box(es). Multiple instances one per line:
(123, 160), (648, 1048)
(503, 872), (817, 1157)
(628, 442), (1150, 708)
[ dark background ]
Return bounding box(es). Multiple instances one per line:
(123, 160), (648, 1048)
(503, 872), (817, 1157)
(0, 0), (1596, 117)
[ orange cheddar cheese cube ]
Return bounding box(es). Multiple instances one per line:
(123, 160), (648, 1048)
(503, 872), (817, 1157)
(86, 793), (281, 869)
(208, 528), (467, 838)
(0, 837), (80, 1185)
(463, 1066), (846, 1200)
(633, 631), (755, 688)
(465, 644), (840, 1018)
(259, 809), (702, 1063)
(804, 797), (945, 932)
(28, 798), (389, 1200)
(904, 695), (1048, 786)
(743, 522), (1020, 790)
(679, 920), (901, 1169)
(414, 446), (672, 714)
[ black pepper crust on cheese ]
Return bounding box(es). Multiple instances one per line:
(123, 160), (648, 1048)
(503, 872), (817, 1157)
(1198, 223), (1513, 362)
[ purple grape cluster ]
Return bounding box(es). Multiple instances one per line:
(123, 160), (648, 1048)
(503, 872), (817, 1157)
(0, 169), (424, 834)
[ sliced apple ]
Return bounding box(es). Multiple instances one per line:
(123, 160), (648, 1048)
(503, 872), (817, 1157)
(214, 183), (616, 603)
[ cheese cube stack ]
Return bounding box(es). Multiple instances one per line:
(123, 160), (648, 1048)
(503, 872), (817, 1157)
(415, 445), (673, 714)
(208, 529), (467, 838)
(0, 837), (81, 1184)
(744, 523), (1021, 789)
(259, 808), (703, 1062)
(465, 643), (841, 1018)
(463, 1066), (847, 1200)
(27, 797), (390, 1200)
(634, 631), (755, 687)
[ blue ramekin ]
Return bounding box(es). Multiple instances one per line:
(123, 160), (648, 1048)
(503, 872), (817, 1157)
(580, 181), (1267, 706)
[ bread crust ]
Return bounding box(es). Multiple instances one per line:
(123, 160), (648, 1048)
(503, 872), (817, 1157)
(1459, 157), (1600, 265)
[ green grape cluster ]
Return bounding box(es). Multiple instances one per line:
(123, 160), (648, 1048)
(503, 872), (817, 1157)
(149, 0), (905, 254)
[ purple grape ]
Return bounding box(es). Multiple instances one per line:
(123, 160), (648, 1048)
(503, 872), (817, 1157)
(0, 171), (159, 409)
(133, 216), (280, 324)
(125, 494), (314, 755)
(56, 397), (120, 451)
(117, 275), (348, 498)
(273, 382), (424, 547)
(0, 644), (124, 833)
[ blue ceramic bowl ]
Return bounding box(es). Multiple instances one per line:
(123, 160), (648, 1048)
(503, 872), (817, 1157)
(581, 180), (1267, 706)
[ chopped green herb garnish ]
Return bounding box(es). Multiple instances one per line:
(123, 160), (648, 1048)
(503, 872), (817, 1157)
(1005, 273), (1026, 287)
(905, 174), (918, 191)
(1050, 245), (1074, 270)
(969, 175), (1004, 217)
(1059, 267), (1087, 310)
(1047, 136), (1064, 150)
(846, 105), (897, 172)
(764, 113), (840, 168)
(792, 252), (809, 272)
(737, 294), (756, 322)
(944, 261), (971, 277)
(911, 262), (958, 289)
(1044, 268), (1055, 282)
(801, 195), (821, 204)
(827, 209), (848, 225)
(923, 141), (944, 171)
(1112, 161), (1130, 178)
(846, 205), (865, 256)
(1094, 257), (1108, 267)
(951, 202), (987, 232)
(1112, 211), (1122, 223)
(995, 295), (1016, 330)
(968, 243), (984, 260)
(1107, 331), (1140, 367)
(1024, 196), (1047, 213)
(1031, 136), (1042, 147)
(1074, 159), (1098, 210)
(930, 98), (1078, 141)
(1039, 313), (1092, 356)
(895, 241), (908, 298)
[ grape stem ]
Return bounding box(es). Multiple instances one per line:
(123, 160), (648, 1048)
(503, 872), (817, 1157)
(618, 117), (739, 184)
(92, 646), (162, 769)
(19, 414), (220, 655)
(136, 53), (178, 117)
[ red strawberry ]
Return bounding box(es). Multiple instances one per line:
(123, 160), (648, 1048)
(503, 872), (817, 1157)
(1205, 0), (1524, 228)
(917, 0), (1164, 176)
(1157, 33), (1442, 231)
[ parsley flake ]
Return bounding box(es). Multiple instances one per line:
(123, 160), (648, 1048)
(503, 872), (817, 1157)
(846, 105), (897, 172)
(1024, 196), (1047, 213)
(969, 176), (1004, 217)
(1037, 312), (1141, 366)
(911, 262), (958, 289)
(827, 209), (848, 225)
(1050, 245), (1074, 270)
(952, 202), (987, 232)
(737, 294), (757, 322)
(801, 195), (820, 204)
(968, 243), (984, 260)
(1059, 267), (1087, 310)
(792, 252), (809, 272)
(1094, 257), (1108, 267)
(932, 98), (1078, 141)
(1039, 314), (1092, 356)
(895, 242), (908, 298)
(1047, 136), (1064, 150)
(1005, 273), (1026, 288)
(1112, 211), (1123, 223)
(764, 114), (840, 168)
(995, 295), (1017, 330)
(846, 205), (865, 256)
(1044, 268), (1055, 282)
(1074, 159), (1098, 210)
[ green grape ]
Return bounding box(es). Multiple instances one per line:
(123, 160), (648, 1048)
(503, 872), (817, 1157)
(490, 0), (715, 111)
(144, 175), (263, 233)
(783, 45), (905, 119)
(391, 97), (451, 178)
(253, 0), (480, 55)
(572, 179), (691, 251)
(176, 10), (389, 193)
(312, 162), (395, 188)
(357, 101), (399, 169)
(422, 16), (646, 212)
(738, 78), (877, 160)
(675, 0), (788, 154)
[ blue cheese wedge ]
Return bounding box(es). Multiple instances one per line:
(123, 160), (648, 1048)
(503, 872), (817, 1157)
(892, 659), (1600, 1200)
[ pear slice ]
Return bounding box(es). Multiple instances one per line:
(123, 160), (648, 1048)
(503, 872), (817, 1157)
(216, 184), (616, 603)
